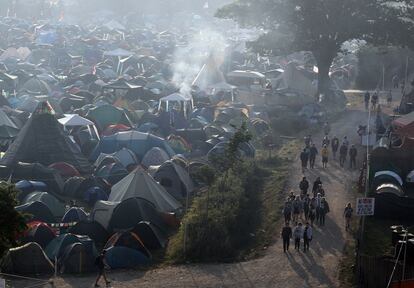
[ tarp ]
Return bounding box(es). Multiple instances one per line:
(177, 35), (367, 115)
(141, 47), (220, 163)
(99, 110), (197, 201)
(0, 112), (93, 174)
(1, 242), (54, 275)
(109, 167), (182, 212)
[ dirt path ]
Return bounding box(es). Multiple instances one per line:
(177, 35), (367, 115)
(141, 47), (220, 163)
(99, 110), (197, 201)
(54, 108), (367, 288)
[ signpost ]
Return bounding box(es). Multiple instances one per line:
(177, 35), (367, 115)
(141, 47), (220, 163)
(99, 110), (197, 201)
(356, 197), (375, 216)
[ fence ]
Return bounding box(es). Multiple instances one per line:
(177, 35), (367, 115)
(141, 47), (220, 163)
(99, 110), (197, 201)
(358, 255), (414, 288)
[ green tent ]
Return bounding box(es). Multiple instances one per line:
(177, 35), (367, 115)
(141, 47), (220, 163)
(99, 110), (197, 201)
(86, 105), (132, 131)
(45, 234), (80, 260)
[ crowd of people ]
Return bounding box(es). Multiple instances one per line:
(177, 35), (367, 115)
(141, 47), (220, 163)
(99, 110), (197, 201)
(281, 122), (357, 253)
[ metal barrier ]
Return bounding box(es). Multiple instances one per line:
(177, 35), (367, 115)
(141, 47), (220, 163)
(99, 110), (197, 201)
(0, 273), (54, 288)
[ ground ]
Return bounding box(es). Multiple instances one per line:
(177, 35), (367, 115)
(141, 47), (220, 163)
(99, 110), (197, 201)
(45, 101), (372, 288)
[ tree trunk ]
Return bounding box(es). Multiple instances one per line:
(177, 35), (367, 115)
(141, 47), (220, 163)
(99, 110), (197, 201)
(313, 48), (336, 101)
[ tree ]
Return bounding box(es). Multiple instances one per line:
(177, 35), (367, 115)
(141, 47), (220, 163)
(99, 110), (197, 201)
(217, 0), (408, 98)
(0, 183), (26, 257)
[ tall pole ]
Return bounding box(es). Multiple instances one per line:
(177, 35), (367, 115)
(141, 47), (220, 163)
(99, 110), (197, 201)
(403, 229), (408, 281)
(382, 64), (385, 92)
(405, 56), (409, 92)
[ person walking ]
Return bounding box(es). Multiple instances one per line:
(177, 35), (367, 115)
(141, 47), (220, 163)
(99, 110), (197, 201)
(309, 144), (318, 169)
(94, 250), (111, 287)
(292, 196), (303, 223)
(392, 74), (399, 89)
(387, 89), (393, 106)
(300, 148), (309, 173)
(299, 177), (309, 195)
(371, 91), (378, 109)
(331, 136), (339, 160)
(293, 222), (303, 251)
(315, 193), (322, 224)
(364, 91), (370, 111)
(281, 222), (293, 252)
(303, 194), (311, 220)
(344, 203), (353, 231)
(322, 135), (330, 147)
(321, 145), (329, 168)
(304, 134), (312, 147)
(312, 177), (322, 196)
(283, 199), (293, 223)
(339, 143), (348, 167)
(319, 198), (330, 226)
(309, 196), (317, 226)
(303, 222), (313, 252)
(349, 144), (358, 169)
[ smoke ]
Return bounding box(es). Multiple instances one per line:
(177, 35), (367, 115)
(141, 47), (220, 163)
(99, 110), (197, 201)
(171, 28), (227, 97)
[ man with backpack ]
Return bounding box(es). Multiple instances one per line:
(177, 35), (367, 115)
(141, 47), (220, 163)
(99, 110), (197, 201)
(94, 250), (111, 287)
(303, 222), (313, 252)
(281, 222), (293, 252)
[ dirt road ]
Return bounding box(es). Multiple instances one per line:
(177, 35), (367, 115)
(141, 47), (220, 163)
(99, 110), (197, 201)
(54, 108), (367, 288)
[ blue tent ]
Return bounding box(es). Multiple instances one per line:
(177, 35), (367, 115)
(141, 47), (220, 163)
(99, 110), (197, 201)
(16, 180), (48, 194)
(105, 246), (150, 269)
(90, 131), (175, 162)
(84, 187), (108, 206)
(61, 207), (88, 223)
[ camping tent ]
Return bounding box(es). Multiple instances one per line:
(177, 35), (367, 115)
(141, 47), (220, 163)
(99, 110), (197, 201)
(61, 207), (88, 223)
(58, 114), (94, 127)
(104, 231), (151, 258)
(109, 198), (166, 232)
(1, 242), (54, 275)
(109, 167), (182, 212)
(85, 105), (132, 131)
(69, 221), (109, 245)
(91, 201), (119, 230)
(105, 246), (150, 269)
(141, 147), (170, 168)
(153, 161), (194, 200)
(60, 242), (96, 274)
(21, 222), (56, 249)
(90, 131), (175, 161)
(15, 201), (55, 223)
(132, 221), (167, 250)
(23, 192), (65, 218)
(0, 112), (93, 174)
(44, 233), (80, 260)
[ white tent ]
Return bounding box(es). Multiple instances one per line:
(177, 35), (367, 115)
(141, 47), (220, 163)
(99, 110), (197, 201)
(58, 114), (94, 127)
(108, 167), (182, 212)
(158, 93), (194, 115)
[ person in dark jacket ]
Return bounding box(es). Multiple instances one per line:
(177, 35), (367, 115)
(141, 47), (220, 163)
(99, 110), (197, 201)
(281, 222), (293, 252)
(349, 144), (357, 169)
(299, 177), (309, 195)
(309, 144), (318, 169)
(300, 148), (309, 172)
(364, 91), (370, 110)
(303, 222), (313, 252)
(312, 177), (322, 195)
(319, 198), (330, 226)
(339, 143), (348, 167)
(94, 250), (110, 287)
(331, 136), (339, 159)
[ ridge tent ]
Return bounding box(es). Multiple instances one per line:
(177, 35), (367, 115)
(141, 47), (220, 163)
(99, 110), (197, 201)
(1, 242), (54, 275)
(109, 197), (166, 232)
(69, 221), (109, 245)
(0, 111), (93, 174)
(61, 207), (88, 223)
(23, 192), (65, 218)
(153, 161), (194, 201)
(15, 201), (55, 223)
(109, 167), (181, 212)
(90, 131), (175, 162)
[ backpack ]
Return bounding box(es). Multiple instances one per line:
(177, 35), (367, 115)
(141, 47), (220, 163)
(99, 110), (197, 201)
(345, 208), (352, 218)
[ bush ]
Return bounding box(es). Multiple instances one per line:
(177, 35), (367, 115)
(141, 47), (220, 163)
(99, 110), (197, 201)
(167, 162), (264, 262)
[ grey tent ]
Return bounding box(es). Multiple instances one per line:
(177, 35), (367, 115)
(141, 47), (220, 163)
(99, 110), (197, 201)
(109, 167), (182, 212)
(60, 242), (96, 274)
(0, 104), (93, 174)
(23, 192), (65, 218)
(91, 200), (119, 230)
(1, 242), (54, 275)
(153, 161), (194, 201)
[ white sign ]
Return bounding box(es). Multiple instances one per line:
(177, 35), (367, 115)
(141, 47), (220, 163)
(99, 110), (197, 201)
(356, 198), (375, 216)
(0, 278), (5, 288)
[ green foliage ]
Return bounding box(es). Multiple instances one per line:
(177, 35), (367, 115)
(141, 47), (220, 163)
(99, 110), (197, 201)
(0, 183), (27, 257)
(217, 0), (410, 95)
(167, 162), (264, 262)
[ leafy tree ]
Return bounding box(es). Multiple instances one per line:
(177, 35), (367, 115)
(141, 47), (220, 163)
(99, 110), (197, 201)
(217, 0), (408, 98)
(0, 183), (27, 257)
